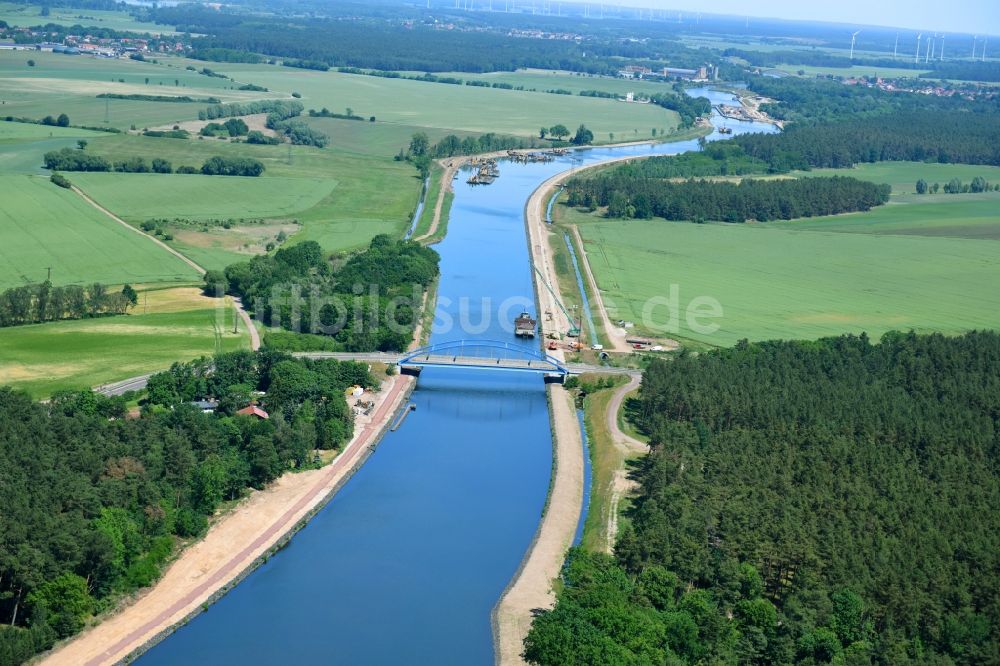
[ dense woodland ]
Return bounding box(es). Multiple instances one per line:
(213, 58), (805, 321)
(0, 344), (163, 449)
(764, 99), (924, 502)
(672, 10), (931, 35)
(526, 332), (1000, 665)
(600, 110), (1000, 194)
(920, 61), (1000, 83)
(0, 282), (136, 327)
(147, 5), (720, 75)
(747, 77), (1000, 124)
(731, 111), (1000, 169)
(217, 236), (438, 352)
(0, 351), (373, 664)
(566, 175), (889, 222)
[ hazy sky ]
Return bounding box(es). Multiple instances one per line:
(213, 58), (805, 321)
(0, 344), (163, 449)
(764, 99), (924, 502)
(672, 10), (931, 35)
(637, 0), (1000, 35)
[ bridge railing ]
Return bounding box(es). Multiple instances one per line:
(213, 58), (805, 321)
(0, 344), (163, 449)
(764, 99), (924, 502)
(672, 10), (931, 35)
(398, 339), (568, 375)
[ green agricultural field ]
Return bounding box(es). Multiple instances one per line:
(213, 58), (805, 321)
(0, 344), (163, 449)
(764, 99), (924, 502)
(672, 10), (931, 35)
(0, 51), (282, 129)
(72, 173), (337, 222)
(0, 174), (199, 288)
(0, 121), (102, 140)
(568, 208), (1000, 346)
(775, 64), (930, 78)
(429, 68), (680, 97)
(74, 131), (420, 255)
(0, 1), (175, 33)
(0, 120), (104, 173)
(302, 116), (480, 157)
(0, 289), (247, 398)
(770, 194), (1000, 240)
(801, 161), (1000, 194)
(197, 61), (682, 141)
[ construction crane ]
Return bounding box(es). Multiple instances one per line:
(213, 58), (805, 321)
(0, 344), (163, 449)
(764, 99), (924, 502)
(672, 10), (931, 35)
(532, 264), (581, 337)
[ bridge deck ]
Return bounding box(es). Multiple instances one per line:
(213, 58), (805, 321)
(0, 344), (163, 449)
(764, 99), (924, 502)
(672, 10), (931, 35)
(400, 354), (563, 372)
(289, 352), (640, 377)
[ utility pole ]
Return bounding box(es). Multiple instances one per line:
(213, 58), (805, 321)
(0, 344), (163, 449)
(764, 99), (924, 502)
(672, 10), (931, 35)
(45, 267), (51, 282)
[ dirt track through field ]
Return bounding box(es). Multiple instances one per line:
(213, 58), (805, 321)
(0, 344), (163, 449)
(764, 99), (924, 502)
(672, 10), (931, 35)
(70, 184), (261, 351)
(604, 375), (647, 553)
(414, 157), (462, 243)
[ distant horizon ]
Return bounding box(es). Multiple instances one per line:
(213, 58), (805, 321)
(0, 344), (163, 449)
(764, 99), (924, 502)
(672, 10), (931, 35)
(588, 1), (1000, 37)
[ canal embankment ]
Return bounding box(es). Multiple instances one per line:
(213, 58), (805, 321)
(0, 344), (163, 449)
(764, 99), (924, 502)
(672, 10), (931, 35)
(492, 150), (660, 665)
(493, 384), (584, 666)
(42, 373), (415, 666)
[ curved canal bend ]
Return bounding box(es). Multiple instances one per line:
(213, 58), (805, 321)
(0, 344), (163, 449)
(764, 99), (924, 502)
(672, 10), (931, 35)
(140, 89), (775, 665)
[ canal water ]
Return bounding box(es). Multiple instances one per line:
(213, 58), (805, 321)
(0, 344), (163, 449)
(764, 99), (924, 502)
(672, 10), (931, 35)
(140, 92), (775, 665)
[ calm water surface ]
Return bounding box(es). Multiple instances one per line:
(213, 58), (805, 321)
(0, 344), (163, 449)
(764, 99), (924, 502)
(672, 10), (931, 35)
(140, 93), (775, 665)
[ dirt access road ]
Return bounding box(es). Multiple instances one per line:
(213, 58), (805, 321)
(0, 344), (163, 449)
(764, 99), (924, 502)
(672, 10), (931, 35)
(71, 184), (261, 351)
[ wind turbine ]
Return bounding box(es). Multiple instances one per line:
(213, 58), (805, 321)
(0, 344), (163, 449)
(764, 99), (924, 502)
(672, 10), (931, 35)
(983, 37), (988, 62)
(925, 36), (933, 63)
(972, 35), (978, 58)
(893, 33), (899, 59)
(939, 34), (944, 60)
(850, 30), (861, 60)
(915, 33), (922, 64)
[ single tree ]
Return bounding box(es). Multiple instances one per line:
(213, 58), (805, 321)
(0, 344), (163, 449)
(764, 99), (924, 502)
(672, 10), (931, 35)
(408, 132), (429, 158)
(916, 178), (927, 194)
(87, 282), (106, 316)
(120, 284), (138, 312)
(549, 124), (570, 140)
(571, 124), (593, 145)
(56, 113), (70, 127)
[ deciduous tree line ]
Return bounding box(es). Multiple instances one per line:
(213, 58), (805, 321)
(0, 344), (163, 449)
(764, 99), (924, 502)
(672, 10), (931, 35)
(916, 176), (998, 194)
(566, 175), (890, 222)
(42, 149), (264, 176)
(0, 282), (137, 328)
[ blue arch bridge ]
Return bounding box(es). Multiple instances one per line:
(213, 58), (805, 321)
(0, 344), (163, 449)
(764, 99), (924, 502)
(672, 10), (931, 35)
(396, 339), (569, 383)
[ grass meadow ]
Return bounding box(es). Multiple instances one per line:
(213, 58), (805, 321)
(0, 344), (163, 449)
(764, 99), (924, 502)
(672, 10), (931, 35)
(0, 174), (199, 288)
(0, 288), (248, 398)
(0, 1), (175, 33)
(774, 64), (930, 79)
(68, 131), (421, 256)
(71, 173), (337, 222)
(575, 215), (1000, 346)
(197, 60), (682, 141)
(560, 161), (1000, 346)
(430, 68), (683, 97)
(0, 50), (284, 129)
